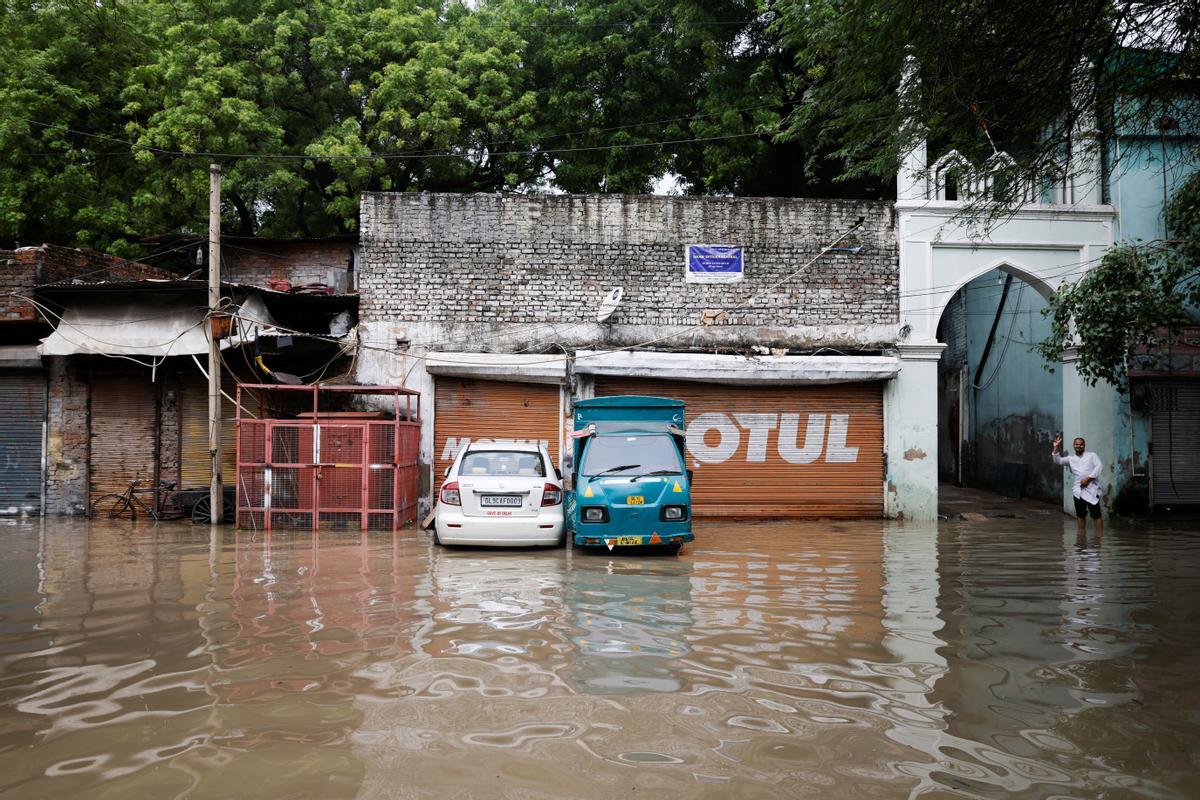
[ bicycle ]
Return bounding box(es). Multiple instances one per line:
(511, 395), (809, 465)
(91, 478), (187, 521)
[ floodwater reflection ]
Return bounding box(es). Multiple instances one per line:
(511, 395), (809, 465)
(0, 517), (1196, 798)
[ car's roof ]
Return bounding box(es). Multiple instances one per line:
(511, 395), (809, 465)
(463, 440), (545, 453)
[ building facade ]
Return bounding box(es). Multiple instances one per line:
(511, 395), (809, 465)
(355, 192), (945, 518)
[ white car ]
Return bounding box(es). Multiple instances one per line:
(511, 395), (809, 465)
(434, 441), (564, 547)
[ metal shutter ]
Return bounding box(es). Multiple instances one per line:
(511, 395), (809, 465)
(594, 378), (885, 518)
(180, 374), (238, 489)
(1151, 380), (1200, 505)
(0, 372), (46, 515)
(90, 375), (157, 504)
(434, 378), (561, 485)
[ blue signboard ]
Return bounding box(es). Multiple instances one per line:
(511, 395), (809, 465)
(685, 244), (743, 283)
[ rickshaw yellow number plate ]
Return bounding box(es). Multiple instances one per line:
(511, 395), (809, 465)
(617, 536), (642, 545)
(627, 496), (645, 505)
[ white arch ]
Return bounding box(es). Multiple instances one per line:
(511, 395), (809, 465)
(914, 254), (1081, 337)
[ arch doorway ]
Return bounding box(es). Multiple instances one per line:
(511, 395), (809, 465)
(935, 265), (1063, 504)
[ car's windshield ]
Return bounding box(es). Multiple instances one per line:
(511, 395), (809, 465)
(459, 450), (546, 477)
(581, 435), (681, 477)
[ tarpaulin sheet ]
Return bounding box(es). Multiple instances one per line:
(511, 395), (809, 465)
(39, 293), (278, 357)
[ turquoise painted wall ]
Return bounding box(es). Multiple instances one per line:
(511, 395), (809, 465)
(961, 269), (1063, 502)
(1109, 131), (1199, 509)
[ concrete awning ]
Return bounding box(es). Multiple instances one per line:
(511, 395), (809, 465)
(0, 345), (42, 367)
(424, 352), (567, 384)
(573, 350), (900, 384)
(39, 293), (278, 357)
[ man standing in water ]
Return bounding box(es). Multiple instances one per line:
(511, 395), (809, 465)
(1052, 434), (1103, 535)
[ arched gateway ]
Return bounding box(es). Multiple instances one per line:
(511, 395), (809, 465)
(890, 141), (1117, 519)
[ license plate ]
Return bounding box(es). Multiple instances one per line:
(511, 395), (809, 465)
(617, 536), (643, 546)
(481, 495), (523, 507)
(626, 496), (644, 505)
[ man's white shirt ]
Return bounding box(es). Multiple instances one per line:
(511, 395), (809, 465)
(1053, 450), (1102, 505)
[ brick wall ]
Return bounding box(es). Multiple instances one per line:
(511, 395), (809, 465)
(2, 245), (175, 325)
(45, 357), (89, 516)
(0, 250), (40, 322)
(223, 241), (355, 291)
(360, 193), (897, 335)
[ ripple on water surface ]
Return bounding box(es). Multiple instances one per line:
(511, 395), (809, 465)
(0, 517), (1197, 798)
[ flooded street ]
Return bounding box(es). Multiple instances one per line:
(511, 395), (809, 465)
(1, 518), (1198, 799)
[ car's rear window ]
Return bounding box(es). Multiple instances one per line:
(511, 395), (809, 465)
(459, 450), (546, 477)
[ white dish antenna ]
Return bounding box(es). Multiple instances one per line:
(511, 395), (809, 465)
(596, 287), (624, 323)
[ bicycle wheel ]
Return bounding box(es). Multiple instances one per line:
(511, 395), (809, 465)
(92, 494), (134, 520)
(191, 494), (233, 524)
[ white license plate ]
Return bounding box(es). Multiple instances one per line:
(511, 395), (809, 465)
(481, 495), (523, 507)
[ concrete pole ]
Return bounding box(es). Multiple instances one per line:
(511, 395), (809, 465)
(208, 163), (223, 524)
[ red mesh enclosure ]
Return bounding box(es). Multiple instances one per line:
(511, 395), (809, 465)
(235, 385), (420, 531)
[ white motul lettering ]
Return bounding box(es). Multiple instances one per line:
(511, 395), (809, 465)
(441, 437), (469, 462)
(733, 413), (778, 462)
(686, 412), (739, 464)
(777, 413), (826, 464)
(825, 414), (858, 462)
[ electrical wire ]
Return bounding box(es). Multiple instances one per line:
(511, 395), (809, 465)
(20, 118), (775, 163)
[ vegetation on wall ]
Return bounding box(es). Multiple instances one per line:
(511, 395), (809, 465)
(1034, 170), (1200, 387)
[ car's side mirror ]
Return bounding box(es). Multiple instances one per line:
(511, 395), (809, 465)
(686, 469), (694, 483)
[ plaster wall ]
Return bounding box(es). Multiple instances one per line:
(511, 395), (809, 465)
(961, 270), (1062, 503)
(898, 202), (1115, 515)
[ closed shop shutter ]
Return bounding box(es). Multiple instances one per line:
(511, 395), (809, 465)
(90, 375), (157, 504)
(434, 378), (561, 483)
(594, 377), (884, 518)
(0, 372), (46, 515)
(180, 374), (238, 489)
(1150, 380), (1200, 505)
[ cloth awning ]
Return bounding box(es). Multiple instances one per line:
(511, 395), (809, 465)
(38, 293), (278, 357)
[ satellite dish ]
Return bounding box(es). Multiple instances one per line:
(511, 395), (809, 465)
(596, 287), (624, 323)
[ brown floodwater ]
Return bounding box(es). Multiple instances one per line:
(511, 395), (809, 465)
(0, 517), (1198, 799)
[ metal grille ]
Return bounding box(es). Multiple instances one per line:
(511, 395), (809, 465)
(0, 372), (46, 515)
(594, 378), (885, 518)
(235, 384), (420, 531)
(1151, 380), (1200, 505)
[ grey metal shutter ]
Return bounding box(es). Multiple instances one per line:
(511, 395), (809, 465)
(1151, 380), (1200, 505)
(0, 372), (46, 515)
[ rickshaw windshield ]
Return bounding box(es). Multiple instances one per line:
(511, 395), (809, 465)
(581, 435), (681, 476)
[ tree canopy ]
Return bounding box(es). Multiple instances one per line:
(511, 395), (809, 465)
(2, 0), (867, 255)
(1, 0), (1197, 267)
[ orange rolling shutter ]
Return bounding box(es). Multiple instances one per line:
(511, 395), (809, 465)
(594, 377), (884, 518)
(90, 374), (157, 504)
(434, 378), (562, 484)
(180, 374), (238, 489)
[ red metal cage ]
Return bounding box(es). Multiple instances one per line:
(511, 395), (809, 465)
(235, 384), (420, 531)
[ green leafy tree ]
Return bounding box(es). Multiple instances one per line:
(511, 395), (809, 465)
(772, 0), (1199, 208)
(1033, 170), (1200, 386)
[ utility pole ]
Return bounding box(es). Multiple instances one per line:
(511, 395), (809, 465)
(208, 163), (223, 524)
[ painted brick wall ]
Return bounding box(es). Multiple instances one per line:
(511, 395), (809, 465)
(45, 357), (89, 516)
(360, 193), (897, 332)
